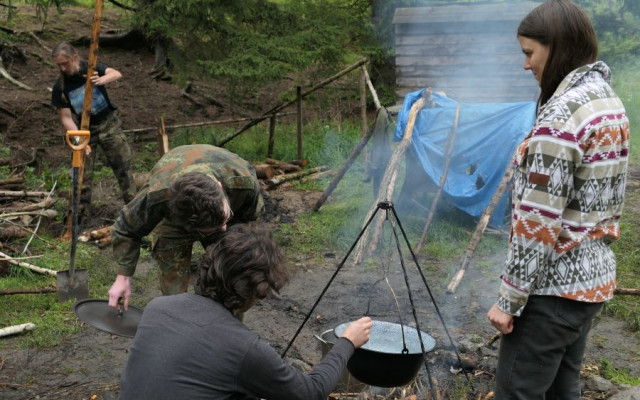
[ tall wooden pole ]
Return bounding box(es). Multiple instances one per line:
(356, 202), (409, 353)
(62, 0), (103, 240)
(360, 68), (368, 168)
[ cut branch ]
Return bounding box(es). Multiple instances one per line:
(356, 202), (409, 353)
(446, 160), (516, 294)
(0, 190), (50, 198)
(362, 65), (382, 110)
(265, 166), (329, 188)
(353, 91), (429, 264)
(0, 323), (36, 338)
(0, 250), (57, 276)
(0, 56), (33, 90)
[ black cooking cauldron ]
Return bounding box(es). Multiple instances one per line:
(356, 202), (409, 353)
(334, 320), (436, 388)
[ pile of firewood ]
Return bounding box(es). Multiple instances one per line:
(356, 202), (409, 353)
(0, 175), (58, 245)
(253, 158), (335, 190)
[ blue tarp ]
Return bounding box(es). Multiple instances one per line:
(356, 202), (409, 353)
(394, 89), (537, 227)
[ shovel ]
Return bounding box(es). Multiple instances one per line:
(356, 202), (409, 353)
(57, 130), (91, 302)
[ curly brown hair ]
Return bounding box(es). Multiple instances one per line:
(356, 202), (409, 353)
(518, 0), (598, 107)
(195, 224), (291, 312)
(168, 172), (227, 233)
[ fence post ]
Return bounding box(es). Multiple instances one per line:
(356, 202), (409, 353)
(296, 86), (303, 160)
(267, 115), (276, 159)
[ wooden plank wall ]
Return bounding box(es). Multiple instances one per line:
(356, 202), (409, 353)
(393, 3), (542, 104)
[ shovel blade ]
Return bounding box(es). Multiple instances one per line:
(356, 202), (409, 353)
(57, 269), (89, 302)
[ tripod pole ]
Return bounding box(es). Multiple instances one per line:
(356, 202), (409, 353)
(281, 204), (383, 358)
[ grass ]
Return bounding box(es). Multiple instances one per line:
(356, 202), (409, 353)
(600, 358), (640, 385)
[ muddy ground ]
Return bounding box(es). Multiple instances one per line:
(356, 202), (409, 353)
(1, 5), (640, 400)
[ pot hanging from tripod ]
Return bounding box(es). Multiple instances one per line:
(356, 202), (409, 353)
(334, 319), (436, 387)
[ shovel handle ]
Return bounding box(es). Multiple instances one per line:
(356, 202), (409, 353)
(65, 130), (91, 168)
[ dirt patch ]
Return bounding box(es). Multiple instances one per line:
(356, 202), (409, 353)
(2, 184), (640, 399)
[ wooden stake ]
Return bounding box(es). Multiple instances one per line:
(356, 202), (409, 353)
(415, 103), (461, 253)
(446, 160), (516, 294)
(296, 86), (303, 160)
(267, 115), (276, 158)
(157, 117), (169, 156)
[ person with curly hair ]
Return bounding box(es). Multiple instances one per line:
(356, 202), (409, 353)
(119, 224), (373, 400)
(107, 144), (264, 310)
(487, 1), (630, 398)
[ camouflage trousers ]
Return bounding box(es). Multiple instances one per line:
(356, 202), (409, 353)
(81, 111), (136, 206)
(150, 221), (218, 295)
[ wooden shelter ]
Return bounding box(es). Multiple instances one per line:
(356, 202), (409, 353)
(392, 2), (542, 104)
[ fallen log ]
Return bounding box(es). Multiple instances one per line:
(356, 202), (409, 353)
(0, 250), (57, 276)
(0, 190), (50, 198)
(299, 169), (337, 184)
(265, 158), (302, 173)
(0, 226), (30, 240)
(79, 225), (113, 242)
(96, 236), (112, 248)
(0, 176), (24, 186)
(265, 166), (329, 188)
(253, 164), (276, 180)
(0, 288), (56, 295)
(1, 209), (58, 219)
(0, 198), (55, 213)
(614, 288), (640, 296)
(0, 323), (36, 338)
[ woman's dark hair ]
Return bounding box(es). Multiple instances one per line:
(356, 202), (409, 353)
(168, 171), (227, 232)
(195, 224), (290, 311)
(518, 0), (598, 106)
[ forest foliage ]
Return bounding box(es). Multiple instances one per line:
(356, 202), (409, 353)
(3, 0), (639, 101)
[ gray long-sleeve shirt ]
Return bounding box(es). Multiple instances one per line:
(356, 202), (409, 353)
(119, 293), (354, 400)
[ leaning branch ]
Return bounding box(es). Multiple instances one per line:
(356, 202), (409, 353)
(0, 56), (33, 90)
(0, 250), (57, 276)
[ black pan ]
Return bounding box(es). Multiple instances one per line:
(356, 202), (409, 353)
(73, 299), (144, 338)
(334, 320), (436, 387)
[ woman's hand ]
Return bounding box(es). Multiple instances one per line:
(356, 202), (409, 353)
(487, 304), (514, 334)
(340, 316), (373, 349)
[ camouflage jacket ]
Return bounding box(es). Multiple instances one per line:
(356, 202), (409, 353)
(112, 145), (264, 276)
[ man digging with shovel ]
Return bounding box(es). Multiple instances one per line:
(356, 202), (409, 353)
(51, 42), (136, 218)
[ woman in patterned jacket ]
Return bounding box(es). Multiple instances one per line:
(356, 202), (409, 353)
(487, 0), (630, 398)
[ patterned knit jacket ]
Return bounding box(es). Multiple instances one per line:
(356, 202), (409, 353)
(497, 61), (630, 316)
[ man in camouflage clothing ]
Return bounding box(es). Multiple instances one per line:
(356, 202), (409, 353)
(107, 144), (264, 310)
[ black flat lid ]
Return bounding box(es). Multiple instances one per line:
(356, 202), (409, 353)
(73, 299), (144, 338)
